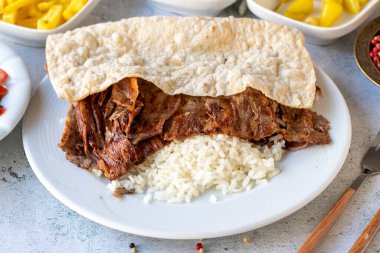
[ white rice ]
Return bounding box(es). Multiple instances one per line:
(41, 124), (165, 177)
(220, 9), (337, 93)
(91, 169), (103, 177)
(210, 194), (218, 203)
(107, 180), (121, 191)
(143, 193), (153, 204)
(112, 134), (285, 204)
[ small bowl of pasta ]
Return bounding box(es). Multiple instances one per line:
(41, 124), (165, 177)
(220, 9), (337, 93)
(0, 0), (101, 47)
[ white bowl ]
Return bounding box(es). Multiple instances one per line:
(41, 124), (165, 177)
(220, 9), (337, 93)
(247, 0), (380, 45)
(0, 0), (101, 47)
(148, 0), (238, 16)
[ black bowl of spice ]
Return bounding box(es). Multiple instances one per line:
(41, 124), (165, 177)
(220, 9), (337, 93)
(355, 16), (380, 87)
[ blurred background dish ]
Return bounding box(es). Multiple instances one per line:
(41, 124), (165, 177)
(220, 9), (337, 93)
(247, 0), (380, 45)
(355, 16), (380, 88)
(0, 42), (31, 141)
(0, 0), (101, 47)
(148, 0), (238, 16)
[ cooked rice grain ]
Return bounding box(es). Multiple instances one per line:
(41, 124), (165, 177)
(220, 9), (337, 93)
(113, 135), (285, 203)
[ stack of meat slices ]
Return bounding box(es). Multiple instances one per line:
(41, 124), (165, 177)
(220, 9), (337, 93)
(59, 77), (330, 180)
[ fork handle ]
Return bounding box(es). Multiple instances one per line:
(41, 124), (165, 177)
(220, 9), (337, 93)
(297, 186), (356, 253)
(349, 209), (380, 253)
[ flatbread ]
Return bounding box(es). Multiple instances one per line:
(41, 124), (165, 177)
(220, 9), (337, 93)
(46, 16), (316, 108)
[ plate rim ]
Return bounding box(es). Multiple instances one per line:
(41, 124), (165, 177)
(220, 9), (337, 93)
(22, 65), (352, 239)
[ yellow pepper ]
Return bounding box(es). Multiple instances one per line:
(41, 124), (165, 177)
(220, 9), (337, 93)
(320, 1), (343, 27)
(2, 12), (17, 24)
(0, 0), (6, 14)
(323, 0), (343, 4)
(28, 4), (43, 17)
(283, 11), (307, 21)
(59, 0), (70, 8)
(62, 0), (87, 21)
(3, 0), (35, 14)
(286, 0), (313, 14)
(37, 0), (57, 12)
(304, 17), (319, 26)
(37, 4), (62, 30)
(17, 16), (37, 28)
(344, 0), (360, 13)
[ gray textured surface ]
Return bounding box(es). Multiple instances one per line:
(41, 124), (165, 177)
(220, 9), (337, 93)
(0, 1), (380, 252)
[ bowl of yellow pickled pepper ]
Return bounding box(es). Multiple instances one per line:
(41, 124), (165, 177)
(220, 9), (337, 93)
(276, 0), (371, 27)
(0, 0), (101, 47)
(247, 0), (380, 45)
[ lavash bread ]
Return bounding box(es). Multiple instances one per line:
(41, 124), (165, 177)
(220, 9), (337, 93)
(46, 16), (316, 108)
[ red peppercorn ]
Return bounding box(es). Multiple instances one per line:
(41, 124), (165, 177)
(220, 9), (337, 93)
(196, 242), (203, 250)
(370, 34), (380, 70)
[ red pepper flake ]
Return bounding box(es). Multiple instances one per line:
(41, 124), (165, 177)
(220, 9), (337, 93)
(0, 84), (7, 100)
(0, 105), (6, 116)
(0, 69), (8, 85)
(0, 68), (8, 116)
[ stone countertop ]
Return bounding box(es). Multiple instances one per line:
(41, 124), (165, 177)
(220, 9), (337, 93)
(0, 1), (379, 252)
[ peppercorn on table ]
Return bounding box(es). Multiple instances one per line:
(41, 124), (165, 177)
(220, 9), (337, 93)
(0, 1), (379, 252)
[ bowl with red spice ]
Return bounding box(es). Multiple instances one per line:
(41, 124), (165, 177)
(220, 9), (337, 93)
(355, 16), (380, 87)
(0, 42), (31, 141)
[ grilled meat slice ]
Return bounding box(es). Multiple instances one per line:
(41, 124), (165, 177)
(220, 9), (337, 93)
(59, 77), (330, 180)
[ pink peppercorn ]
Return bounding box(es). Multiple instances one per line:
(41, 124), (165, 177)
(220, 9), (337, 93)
(370, 34), (380, 70)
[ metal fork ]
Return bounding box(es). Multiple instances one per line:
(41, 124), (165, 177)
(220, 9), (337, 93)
(298, 131), (380, 253)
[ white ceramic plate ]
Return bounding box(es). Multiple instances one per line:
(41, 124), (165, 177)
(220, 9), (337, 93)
(0, 43), (31, 141)
(22, 66), (351, 239)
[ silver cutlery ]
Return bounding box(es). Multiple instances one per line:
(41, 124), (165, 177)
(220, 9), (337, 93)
(298, 130), (380, 253)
